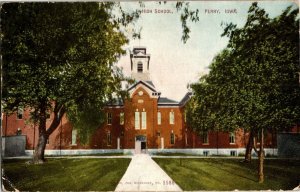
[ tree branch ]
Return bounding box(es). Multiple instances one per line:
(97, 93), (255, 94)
(46, 103), (66, 135)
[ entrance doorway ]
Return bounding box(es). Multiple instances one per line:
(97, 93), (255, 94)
(135, 135), (147, 154)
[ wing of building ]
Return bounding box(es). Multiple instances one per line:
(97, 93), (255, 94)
(2, 47), (299, 157)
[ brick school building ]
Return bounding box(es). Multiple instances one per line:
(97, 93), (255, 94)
(3, 47), (295, 156)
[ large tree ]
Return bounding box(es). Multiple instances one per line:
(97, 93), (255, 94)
(1, 2), (139, 163)
(188, 2), (299, 183)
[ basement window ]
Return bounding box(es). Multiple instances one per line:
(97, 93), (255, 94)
(203, 151), (209, 156)
(230, 151), (237, 156)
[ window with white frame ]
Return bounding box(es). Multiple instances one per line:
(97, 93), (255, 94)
(107, 112), (112, 125)
(71, 129), (77, 145)
(135, 111), (140, 129)
(141, 112), (147, 129)
(120, 112), (124, 125)
(107, 132), (112, 146)
(157, 111), (161, 125)
(169, 111), (174, 124)
(17, 107), (24, 120)
(202, 131), (209, 144)
(229, 132), (236, 144)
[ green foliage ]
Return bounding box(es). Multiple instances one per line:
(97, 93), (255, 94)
(175, 2), (199, 43)
(1, 3), (139, 144)
(188, 3), (300, 133)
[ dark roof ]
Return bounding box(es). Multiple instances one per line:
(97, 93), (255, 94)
(106, 98), (124, 106)
(179, 92), (193, 106)
(145, 81), (155, 88)
(158, 97), (179, 106)
(158, 97), (178, 104)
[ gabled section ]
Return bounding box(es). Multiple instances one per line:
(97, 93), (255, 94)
(128, 80), (161, 99)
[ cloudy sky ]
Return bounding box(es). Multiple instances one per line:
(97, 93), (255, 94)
(116, 1), (297, 101)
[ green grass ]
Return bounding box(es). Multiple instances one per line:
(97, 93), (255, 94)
(153, 152), (201, 156)
(3, 158), (131, 191)
(46, 152), (127, 157)
(154, 158), (300, 191)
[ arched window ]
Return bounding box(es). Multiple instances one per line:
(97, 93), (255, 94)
(137, 62), (143, 73)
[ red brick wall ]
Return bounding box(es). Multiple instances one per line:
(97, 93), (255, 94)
(2, 93), (289, 151)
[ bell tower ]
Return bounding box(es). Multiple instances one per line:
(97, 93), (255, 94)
(130, 47), (151, 81)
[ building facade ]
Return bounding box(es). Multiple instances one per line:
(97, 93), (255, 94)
(3, 47), (291, 156)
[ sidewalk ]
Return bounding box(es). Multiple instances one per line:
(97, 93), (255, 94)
(115, 154), (182, 192)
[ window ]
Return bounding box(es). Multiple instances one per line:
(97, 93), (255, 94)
(17, 107), (23, 119)
(71, 129), (77, 145)
(137, 62), (143, 73)
(47, 138), (50, 145)
(229, 132), (235, 144)
(107, 113), (112, 125)
(203, 151), (209, 156)
(141, 112), (147, 129)
(107, 132), (112, 146)
(157, 112), (161, 125)
(170, 131), (175, 144)
(120, 112), (124, 125)
(230, 151), (237, 156)
(135, 111), (140, 129)
(169, 111), (174, 124)
(202, 131), (209, 144)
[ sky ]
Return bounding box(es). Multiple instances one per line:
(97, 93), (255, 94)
(116, 1), (298, 101)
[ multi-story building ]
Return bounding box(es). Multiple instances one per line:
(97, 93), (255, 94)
(2, 47), (288, 156)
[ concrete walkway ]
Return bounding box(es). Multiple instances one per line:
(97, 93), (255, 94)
(115, 154), (182, 192)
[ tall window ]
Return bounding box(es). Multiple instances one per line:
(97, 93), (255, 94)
(120, 112), (124, 125)
(229, 132), (236, 144)
(169, 111), (175, 124)
(202, 131), (209, 144)
(135, 111), (140, 129)
(17, 107), (23, 120)
(157, 112), (161, 125)
(137, 62), (143, 73)
(141, 112), (147, 129)
(170, 131), (175, 144)
(71, 129), (77, 145)
(107, 132), (111, 146)
(107, 113), (112, 125)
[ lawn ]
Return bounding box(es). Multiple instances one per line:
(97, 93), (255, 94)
(2, 158), (131, 191)
(153, 158), (300, 191)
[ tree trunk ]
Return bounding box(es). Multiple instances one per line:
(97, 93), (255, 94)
(33, 102), (48, 163)
(32, 102), (65, 163)
(244, 129), (254, 162)
(33, 131), (48, 163)
(258, 128), (264, 183)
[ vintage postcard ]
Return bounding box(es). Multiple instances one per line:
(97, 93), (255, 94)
(1, 1), (299, 191)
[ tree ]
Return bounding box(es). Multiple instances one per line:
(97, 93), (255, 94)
(188, 2), (300, 183)
(1, 2), (139, 163)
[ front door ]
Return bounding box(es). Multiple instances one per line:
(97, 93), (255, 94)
(135, 135), (147, 154)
